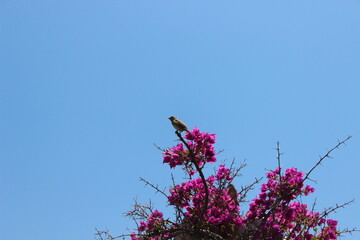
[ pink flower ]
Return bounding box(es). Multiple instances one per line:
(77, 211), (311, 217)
(215, 165), (232, 180)
(138, 222), (147, 232)
(162, 128), (217, 169)
(327, 219), (338, 229)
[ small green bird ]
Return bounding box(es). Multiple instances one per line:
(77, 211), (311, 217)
(228, 183), (239, 206)
(168, 116), (189, 132)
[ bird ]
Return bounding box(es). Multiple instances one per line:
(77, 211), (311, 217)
(227, 183), (239, 206)
(168, 116), (189, 133)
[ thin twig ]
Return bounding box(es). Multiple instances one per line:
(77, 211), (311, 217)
(139, 177), (168, 197)
(275, 141), (283, 185)
(303, 136), (352, 182)
(238, 177), (263, 204)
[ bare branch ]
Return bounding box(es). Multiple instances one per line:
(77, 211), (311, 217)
(338, 227), (360, 235)
(304, 136), (352, 181)
(230, 159), (247, 180)
(95, 228), (127, 240)
(320, 199), (355, 219)
(153, 143), (166, 152)
(139, 177), (168, 197)
(238, 177), (263, 204)
(275, 141), (283, 185)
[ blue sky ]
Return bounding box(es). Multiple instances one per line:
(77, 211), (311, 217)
(1, 1), (360, 239)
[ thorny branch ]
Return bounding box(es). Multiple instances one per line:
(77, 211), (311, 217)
(262, 136), (352, 223)
(275, 141), (283, 185)
(139, 177), (168, 198)
(124, 198), (153, 221)
(95, 228), (126, 240)
(320, 200), (355, 219)
(238, 177), (263, 204)
(229, 159), (247, 180)
(304, 136), (352, 182)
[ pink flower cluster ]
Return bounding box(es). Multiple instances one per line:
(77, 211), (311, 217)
(319, 219), (339, 240)
(245, 167), (338, 239)
(138, 210), (164, 233)
(131, 165), (242, 239)
(130, 210), (170, 240)
(163, 127), (216, 168)
(247, 167), (315, 218)
(167, 165), (243, 233)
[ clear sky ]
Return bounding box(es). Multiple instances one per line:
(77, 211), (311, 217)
(1, 1), (360, 240)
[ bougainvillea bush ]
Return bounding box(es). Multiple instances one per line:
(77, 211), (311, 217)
(96, 128), (355, 240)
